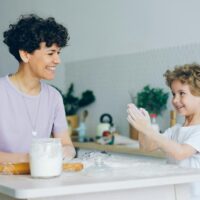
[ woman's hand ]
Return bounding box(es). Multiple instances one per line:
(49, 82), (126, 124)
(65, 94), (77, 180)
(62, 145), (76, 161)
(54, 130), (76, 161)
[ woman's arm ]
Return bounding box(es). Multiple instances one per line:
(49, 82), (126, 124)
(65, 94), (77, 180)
(53, 130), (76, 160)
(0, 152), (29, 163)
(0, 132), (75, 164)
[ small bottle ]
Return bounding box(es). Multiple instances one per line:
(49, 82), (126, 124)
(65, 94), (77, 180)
(150, 114), (160, 133)
(77, 122), (86, 142)
(77, 110), (88, 142)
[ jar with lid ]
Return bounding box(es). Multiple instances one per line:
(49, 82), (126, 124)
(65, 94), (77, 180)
(30, 138), (63, 178)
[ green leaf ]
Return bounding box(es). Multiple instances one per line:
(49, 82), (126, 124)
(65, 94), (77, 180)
(136, 85), (169, 115)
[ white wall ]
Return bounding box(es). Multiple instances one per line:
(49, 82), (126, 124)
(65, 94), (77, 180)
(1, 0), (200, 136)
(65, 44), (200, 136)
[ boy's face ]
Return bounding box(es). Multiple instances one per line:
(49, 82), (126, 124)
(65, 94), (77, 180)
(171, 80), (200, 116)
(25, 42), (61, 80)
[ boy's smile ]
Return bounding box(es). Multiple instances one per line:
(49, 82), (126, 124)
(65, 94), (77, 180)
(171, 80), (200, 117)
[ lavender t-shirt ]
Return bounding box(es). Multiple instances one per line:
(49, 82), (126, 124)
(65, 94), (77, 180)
(0, 76), (68, 153)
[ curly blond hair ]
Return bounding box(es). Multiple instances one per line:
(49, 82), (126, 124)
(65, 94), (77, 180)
(163, 63), (200, 96)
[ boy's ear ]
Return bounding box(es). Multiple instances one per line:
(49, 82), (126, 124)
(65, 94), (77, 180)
(19, 50), (30, 63)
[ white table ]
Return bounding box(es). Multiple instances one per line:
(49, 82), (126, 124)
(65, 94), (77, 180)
(0, 157), (200, 200)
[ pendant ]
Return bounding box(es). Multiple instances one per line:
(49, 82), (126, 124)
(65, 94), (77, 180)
(32, 131), (37, 136)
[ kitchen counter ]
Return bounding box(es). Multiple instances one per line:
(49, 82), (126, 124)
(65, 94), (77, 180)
(73, 142), (165, 158)
(0, 156), (200, 200)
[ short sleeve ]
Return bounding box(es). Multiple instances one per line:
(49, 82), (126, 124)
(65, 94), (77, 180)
(52, 93), (68, 134)
(163, 127), (174, 139)
(184, 131), (200, 152)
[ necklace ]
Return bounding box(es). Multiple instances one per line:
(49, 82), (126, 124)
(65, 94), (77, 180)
(14, 74), (41, 137)
(23, 95), (41, 137)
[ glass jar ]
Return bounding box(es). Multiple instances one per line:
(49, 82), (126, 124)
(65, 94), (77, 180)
(30, 138), (63, 178)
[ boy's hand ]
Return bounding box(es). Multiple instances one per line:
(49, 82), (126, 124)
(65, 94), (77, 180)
(139, 108), (151, 124)
(127, 103), (153, 135)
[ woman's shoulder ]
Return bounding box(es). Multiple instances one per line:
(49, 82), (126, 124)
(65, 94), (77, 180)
(0, 75), (10, 88)
(0, 75), (8, 82)
(41, 82), (62, 98)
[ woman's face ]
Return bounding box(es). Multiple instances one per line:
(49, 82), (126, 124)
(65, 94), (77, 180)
(171, 80), (200, 116)
(26, 42), (61, 80)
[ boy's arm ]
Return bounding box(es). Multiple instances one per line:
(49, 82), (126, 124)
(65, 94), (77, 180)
(138, 132), (159, 152)
(128, 103), (197, 160)
(150, 132), (197, 160)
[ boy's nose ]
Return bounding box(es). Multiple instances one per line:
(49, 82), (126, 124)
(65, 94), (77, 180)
(172, 95), (179, 104)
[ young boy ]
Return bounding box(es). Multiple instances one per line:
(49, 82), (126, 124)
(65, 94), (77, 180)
(127, 64), (200, 200)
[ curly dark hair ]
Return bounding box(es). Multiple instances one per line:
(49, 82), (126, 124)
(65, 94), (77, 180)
(164, 63), (200, 96)
(3, 14), (70, 62)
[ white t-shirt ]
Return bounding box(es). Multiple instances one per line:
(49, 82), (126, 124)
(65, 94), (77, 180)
(163, 124), (200, 198)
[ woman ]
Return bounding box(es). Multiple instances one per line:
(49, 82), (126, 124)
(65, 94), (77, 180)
(0, 14), (75, 163)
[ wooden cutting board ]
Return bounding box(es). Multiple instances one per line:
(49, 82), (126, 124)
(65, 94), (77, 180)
(0, 162), (84, 175)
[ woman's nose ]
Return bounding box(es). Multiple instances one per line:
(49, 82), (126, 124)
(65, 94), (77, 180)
(54, 54), (61, 64)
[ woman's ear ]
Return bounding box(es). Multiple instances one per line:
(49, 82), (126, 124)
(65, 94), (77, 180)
(19, 50), (30, 63)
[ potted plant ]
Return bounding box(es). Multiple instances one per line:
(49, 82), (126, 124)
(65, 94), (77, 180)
(136, 85), (169, 116)
(130, 85), (169, 139)
(54, 84), (95, 133)
(63, 83), (95, 116)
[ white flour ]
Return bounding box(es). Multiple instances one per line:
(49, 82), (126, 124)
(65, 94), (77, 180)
(30, 138), (63, 178)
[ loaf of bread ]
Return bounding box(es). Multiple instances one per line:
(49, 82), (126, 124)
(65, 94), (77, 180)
(0, 162), (84, 175)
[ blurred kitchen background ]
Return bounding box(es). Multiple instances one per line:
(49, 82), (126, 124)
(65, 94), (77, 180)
(1, 0), (200, 137)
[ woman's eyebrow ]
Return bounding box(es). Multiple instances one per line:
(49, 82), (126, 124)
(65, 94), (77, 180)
(46, 49), (61, 52)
